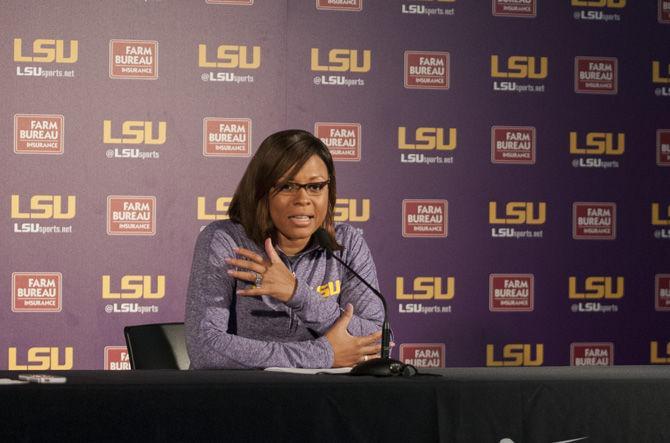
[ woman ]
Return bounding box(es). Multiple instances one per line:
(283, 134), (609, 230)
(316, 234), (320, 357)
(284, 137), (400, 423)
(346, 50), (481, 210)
(185, 129), (383, 369)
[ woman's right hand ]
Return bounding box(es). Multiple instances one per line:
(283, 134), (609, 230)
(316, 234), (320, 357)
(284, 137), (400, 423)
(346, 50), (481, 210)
(325, 303), (382, 368)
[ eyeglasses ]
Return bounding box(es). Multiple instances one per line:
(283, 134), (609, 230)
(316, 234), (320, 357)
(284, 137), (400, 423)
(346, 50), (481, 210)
(274, 180), (330, 196)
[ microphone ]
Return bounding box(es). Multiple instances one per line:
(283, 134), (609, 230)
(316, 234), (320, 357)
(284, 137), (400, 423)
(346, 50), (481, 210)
(315, 228), (408, 376)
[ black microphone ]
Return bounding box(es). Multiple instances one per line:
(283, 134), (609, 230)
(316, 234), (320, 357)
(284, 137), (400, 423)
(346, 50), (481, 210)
(315, 228), (409, 376)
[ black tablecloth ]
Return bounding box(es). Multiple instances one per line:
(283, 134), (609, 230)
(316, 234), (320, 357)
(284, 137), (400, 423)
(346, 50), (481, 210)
(1, 366), (669, 442)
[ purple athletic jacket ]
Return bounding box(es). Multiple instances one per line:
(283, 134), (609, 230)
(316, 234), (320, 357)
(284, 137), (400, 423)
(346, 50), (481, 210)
(185, 220), (384, 369)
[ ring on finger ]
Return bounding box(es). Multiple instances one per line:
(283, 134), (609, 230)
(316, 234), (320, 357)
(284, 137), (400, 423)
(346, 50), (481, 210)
(254, 272), (263, 287)
(363, 355), (368, 362)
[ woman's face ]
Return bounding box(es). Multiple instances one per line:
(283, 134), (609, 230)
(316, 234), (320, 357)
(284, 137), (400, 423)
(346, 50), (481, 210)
(268, 155), (329, 254)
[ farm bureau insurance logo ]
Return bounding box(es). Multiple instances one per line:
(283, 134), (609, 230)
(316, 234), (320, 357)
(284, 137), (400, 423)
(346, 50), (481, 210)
(570, 343), (614, 366)
(102, 274), (165, 314)
(107, 196), (156, 235)
(489, 274), (534, 312)
(661, 0), (670, 23)
(316, 0), (362, 11)
(570, 131), (624, 169)
(652, 202), (670, 239)
(398, 126), (456, 164)
(315, 123), (361, 161)
(14, 114), (64, 155)
(486, 344), (543, 366)
(572, 202), (616, 240)
(658, 130), (670, 166)
(396, 276), (455, 314)
(109, 40), (158, 79)
(104, 346), (131, 370)
(399, 344), (445, 368)
(492, 0), (536, 18)
(652, 59), (670, 97)
(11, 194), (75, 234)
(402, 199), (447, 237)
(13, 38), (77, 78)
(489, 201), (546, 239)
(491, 54), (547, 93)
(199, 41), (260, 84)
(401, 1), (455, 17)
(12, 272), (62, 312)
(203, 118), (251, 157)
(103, 119), (165, 160)
(572, 0), (624, 22)
(569, 276), (623, 313)
(656, 274), (670, 311)
(7, 346), (74, 370)
(404, 51), (449, 90)
(491, 126), (535, 164)
(575, 56), (617, 94)
(311, 47), (370, 87)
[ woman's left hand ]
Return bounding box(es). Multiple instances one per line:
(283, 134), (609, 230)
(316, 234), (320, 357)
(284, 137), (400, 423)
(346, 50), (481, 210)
(225, 238), (297, 303)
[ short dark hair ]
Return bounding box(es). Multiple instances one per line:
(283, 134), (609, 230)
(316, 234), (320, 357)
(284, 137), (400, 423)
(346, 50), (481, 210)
(228, 129), (341, 250)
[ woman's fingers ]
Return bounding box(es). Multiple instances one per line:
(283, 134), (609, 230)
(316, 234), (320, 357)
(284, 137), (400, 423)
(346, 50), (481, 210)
(225, 258), (266, 274)
(233, 247), (265, 263)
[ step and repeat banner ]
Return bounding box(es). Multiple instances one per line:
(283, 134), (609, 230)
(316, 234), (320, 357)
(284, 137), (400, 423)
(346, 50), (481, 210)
(1, 0), (669, 370)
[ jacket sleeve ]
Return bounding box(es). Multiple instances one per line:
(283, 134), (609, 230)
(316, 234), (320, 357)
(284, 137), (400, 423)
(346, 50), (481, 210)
(286, 225), (384, 336)
(185, 225), (334, 369)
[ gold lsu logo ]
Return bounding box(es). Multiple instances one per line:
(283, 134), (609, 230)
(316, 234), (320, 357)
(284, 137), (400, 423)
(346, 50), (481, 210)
(569, 276), (624, 299)
(198, 44), (261, 69)
(8, 347), (74, 370)
(317, 280), (341, 298)
(197, 196), (232, 221)
(13, 38), (78, 63)
(652, 203), (670, 226)
(651, 341), (670, 364)
(486, 344), (544, 367)
(103, 120), (167, 145)
(396, 277), (455, 300)
(311, 48), (371, 73)
(571, 0), (626, 7)
(569, 132), (625, 155)
(397, 127), (457, 151)
(652, 61), (670, 84)
(334, 199), (370, 222)
(102, 275), (166, 299)
(489, 202), (546, 225)
(490, 55), (548, 79)
(11, 195), (76, 219)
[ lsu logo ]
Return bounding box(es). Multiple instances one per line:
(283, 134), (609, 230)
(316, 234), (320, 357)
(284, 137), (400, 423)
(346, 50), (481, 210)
(334, 199), (370, 222)
(11, 195), (76, 219)
(652, 203), (670, 226)
(490, 55), (548, 79)
(650, 341), (670, 364)
(8, 347), (74, 370)
(317, 280), (341, 298)
(310, 48), (371, 73)
(652, 61), (670, 84)
(197, 196), (231, 221)
(568, 276), (624, 299)
(489, 202), (546, 225)
(486, 344), (544, 367)
(104, 346), (131, 370)
(569, 132), (624, 155)
(571, 0), (626, 7)
(103, 120), (167, 145)
(198, 43), (261, 69)
(398, 127), (457, 151)
(102, 275), (166, 299)
(396, 277), (455, 300)
(13, 38), (78, 63)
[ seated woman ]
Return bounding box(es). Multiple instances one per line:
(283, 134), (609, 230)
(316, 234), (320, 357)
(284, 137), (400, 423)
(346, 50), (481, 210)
(185, 129), (383, 369)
